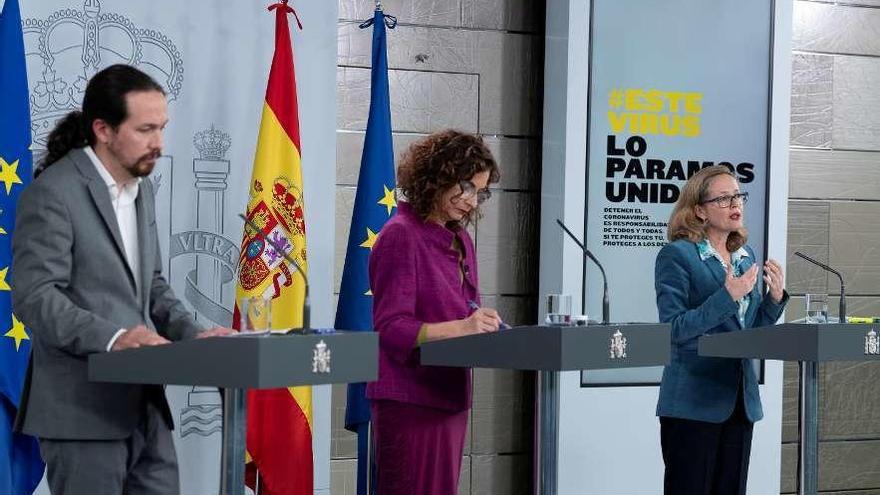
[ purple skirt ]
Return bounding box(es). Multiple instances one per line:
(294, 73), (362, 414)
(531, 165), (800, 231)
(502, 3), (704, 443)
(371, 400), (468, 495)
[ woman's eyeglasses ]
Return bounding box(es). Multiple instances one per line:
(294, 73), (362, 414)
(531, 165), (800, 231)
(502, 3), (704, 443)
(458, 180), (492, 204)
(701, 192), (748, 208)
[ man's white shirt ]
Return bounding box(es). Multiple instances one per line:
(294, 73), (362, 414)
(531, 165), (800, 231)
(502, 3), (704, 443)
(83, 146), (142, 351)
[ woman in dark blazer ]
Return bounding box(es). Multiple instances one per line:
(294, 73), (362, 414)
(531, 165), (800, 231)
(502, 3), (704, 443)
(366, 130), (503, 494)
(655, 165), (788, 495)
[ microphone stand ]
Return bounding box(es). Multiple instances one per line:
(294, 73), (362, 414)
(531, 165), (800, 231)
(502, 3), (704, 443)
(555, 219), (610, 325)
(239, 214), (310, 331)
(532, 220), (611, 495)
(792, 251), (847, 495)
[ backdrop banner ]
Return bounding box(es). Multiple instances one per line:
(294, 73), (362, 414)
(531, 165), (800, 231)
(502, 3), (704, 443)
(582, 0), (772, 385)
(18, 1), (336, 493)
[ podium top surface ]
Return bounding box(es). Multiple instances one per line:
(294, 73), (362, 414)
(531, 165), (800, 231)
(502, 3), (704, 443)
(420, 323), (670, 371)
(89, 331), (377, 389)
(698, 323), (880, 362)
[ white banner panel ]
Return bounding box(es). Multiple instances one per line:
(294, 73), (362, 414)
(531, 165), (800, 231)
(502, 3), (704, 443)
(583, 0), (772, 385)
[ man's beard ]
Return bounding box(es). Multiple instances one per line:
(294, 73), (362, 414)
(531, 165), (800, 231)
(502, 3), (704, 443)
(125, 151), (161, 177)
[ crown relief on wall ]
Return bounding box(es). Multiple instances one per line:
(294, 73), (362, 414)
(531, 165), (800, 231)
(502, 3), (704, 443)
(22, 0), (183, 149)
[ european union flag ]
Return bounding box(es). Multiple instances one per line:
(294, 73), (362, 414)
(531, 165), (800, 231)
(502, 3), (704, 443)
(0, 0), (46, 492)
(335, 7), (397, 495)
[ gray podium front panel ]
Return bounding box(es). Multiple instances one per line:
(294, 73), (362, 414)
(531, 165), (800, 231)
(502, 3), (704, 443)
(698, 323), (880, 362)
(89, 332), (377, 389)
(420, 324), (670, 371)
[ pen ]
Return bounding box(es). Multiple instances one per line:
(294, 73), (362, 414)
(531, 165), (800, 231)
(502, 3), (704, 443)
(467, 300), (512, 330)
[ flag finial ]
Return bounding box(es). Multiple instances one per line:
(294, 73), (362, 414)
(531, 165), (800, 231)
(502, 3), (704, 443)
(268, 0), (302, 29)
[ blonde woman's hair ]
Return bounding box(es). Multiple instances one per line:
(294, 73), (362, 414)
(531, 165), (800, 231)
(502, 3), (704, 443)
(667, 165), (747, 252)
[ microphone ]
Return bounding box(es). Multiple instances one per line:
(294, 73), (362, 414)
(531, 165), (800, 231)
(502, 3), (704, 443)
(555, 219), (610, 325)
(238, 213), (310, 331)
(794, 251), (845, 323)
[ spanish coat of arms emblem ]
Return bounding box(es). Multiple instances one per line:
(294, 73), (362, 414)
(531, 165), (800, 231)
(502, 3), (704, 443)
(609, 329), (627, 360)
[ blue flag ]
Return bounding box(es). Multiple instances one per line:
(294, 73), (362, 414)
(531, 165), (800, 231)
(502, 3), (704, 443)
(335, 8), (397, 495)
(0, 0), (46, 492)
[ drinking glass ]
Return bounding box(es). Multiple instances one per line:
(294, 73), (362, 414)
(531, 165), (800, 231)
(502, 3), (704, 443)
(545, 294), (572, 326)
(239, 295), (272, 334)
(805, 293), (828, 324)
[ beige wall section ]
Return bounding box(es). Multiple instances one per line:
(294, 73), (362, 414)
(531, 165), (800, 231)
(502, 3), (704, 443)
(784, 1), (880, 493)
(331, 1), (544, 493)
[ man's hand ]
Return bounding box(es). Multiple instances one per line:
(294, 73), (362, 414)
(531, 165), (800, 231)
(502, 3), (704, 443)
(196, 326), (238, 339)
(111, 325), (170, 351)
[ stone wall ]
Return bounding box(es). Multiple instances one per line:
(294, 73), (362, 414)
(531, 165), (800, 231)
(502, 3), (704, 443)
(782, 1), (880, 493)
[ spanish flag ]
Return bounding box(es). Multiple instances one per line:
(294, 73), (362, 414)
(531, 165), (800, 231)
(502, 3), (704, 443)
(235, 2), (312, 493)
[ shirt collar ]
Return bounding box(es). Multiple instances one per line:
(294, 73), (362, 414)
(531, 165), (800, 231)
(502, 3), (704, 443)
(83, 146), (142, 190)
(697, 238), (749, 267)
(397, 201), (461, 248)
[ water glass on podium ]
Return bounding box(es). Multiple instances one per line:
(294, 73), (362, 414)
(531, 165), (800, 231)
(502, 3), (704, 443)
(805, 293), (828, 324)
(545, 293), (572, 326)
(239, 295), (272, 335)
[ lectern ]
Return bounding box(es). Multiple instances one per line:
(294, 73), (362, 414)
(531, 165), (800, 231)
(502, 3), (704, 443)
(699, 323), (880, 495)
(422, 323), (671, 495)
(89, 332), (378, 495)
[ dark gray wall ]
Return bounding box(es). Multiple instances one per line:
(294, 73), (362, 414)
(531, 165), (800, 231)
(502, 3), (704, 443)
(782, 1), (880, 493)
(331, 1), (544, 493)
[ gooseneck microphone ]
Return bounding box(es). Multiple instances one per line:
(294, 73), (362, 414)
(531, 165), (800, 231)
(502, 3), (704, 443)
(555, 219), (610, 325)
(239, 213), (311, 330)
(794, 251), (846, 323)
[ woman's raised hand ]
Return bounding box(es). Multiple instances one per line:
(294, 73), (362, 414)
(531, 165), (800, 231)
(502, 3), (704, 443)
(725, 263), (758, 301)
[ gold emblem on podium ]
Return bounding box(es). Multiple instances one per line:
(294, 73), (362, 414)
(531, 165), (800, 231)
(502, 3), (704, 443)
(312, 339), (332, 373)
(865, 328), (879, 356)
(609, 329), (628, 359)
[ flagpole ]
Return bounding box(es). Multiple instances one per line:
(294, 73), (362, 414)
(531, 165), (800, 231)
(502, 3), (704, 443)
(366, 422), (374, 495)
(341, 6), (396, 495)
(240, 1), (313, 493)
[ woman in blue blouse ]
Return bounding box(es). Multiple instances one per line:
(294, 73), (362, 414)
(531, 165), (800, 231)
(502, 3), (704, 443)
(655, 165), (788, 495)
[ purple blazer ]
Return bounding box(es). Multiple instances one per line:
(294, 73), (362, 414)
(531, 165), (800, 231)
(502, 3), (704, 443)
(366, 202), (479, 412)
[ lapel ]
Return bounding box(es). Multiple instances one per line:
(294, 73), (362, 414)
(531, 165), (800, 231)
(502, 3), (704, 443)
(698, 241), (747, 329)
(457, 230), (478, 295)
(740, 252), (761, 327)
(733, 254), (755, 329)
(136, 180), (154, 311)
(702, 248), (727, 287)
(72, 149), (139, 295)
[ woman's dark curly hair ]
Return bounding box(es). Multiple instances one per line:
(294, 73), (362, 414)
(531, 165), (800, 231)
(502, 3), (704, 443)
(397, 129), (500, 226)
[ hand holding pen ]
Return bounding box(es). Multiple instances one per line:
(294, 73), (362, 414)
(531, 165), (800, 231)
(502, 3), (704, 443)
(467, 300), (512, 331)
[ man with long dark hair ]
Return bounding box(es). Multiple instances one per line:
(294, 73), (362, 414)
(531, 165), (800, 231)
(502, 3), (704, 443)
(11, 64), (233, 494)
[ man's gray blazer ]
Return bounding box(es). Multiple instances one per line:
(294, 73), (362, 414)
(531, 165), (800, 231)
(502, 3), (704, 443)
(11, 147), (202, 440)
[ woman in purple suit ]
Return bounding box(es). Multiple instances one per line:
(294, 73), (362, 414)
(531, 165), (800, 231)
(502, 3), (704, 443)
(367, 129), (503, 494)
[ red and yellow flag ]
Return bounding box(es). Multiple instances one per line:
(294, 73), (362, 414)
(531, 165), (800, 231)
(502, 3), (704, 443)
(235, 2), (311, 493)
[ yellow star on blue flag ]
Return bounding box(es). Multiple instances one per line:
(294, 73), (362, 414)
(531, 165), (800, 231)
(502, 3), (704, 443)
(359, 228), (378, 250)
(377, 185), (397, 216)
(3, 315), (28, 352)
(0, 157), (23, 195)
(0, 267), (10, 291)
